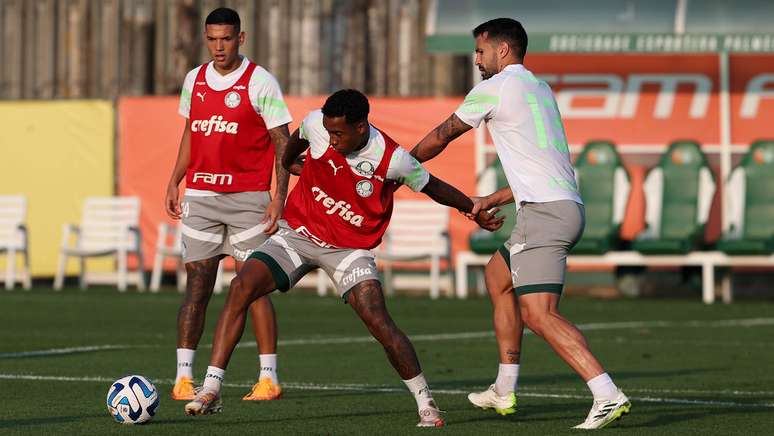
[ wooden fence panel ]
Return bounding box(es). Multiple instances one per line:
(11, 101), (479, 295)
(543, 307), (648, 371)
(0, 0), (470, 99)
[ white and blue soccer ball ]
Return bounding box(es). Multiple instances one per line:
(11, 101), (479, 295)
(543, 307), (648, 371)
(106, 375), (160, 424)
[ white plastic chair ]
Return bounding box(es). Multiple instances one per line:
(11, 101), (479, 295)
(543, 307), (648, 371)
(150, 222), (225, 293)
(53, 196), (146, 291)
(377, 200), (451, 299)
(0, 195), (31, 290)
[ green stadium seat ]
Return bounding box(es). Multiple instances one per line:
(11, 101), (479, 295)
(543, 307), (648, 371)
(632, 141), (716, 254)
(571, 141), (631, 254)
(468, 159), (516, 254)
(716, 140), (774, 254)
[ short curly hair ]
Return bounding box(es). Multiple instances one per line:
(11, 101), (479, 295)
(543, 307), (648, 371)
(322, 89), (370, 124)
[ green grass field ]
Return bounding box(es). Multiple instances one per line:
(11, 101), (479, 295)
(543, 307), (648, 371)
(1, 288), (773, 435)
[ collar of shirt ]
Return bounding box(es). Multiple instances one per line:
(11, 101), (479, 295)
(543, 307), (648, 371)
(205, 55), (248, 89)
(502, 63), (526, 74)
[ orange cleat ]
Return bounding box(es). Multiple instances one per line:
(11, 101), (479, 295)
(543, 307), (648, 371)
(242, 377), (282, 401)
(172, 376), (196, 401)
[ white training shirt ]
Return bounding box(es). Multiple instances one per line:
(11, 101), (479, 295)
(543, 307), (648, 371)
(179, 56), (292, 197)
(299, 110), (430, 192)
(179, 56), (292, 129)
(455, 64), (582, 205)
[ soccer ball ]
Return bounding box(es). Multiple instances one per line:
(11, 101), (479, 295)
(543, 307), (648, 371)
(106, 375), (160, 424)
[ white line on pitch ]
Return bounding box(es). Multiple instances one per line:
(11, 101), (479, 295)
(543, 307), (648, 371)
(0, 345), (130, 358)
(4, 317), (774, 358)
(0, 373), (771, 409)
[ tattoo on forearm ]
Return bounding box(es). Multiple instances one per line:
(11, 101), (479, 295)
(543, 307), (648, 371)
(435, 114), (468, 144)
(269, 126), (291, 199)
(412, 114), (470, 162)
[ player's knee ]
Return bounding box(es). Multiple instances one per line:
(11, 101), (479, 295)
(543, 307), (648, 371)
(361, 307), (389, 330)
(183, 282), (212, 306)
(486, 279), (512, 299)
(227, 276), (256, 307)
(520, 306), (549, 336)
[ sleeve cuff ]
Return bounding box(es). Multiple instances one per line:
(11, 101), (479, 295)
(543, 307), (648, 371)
(453, 110), (480, 128)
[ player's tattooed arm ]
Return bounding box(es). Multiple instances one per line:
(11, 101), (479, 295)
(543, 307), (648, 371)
(410, 114), (472, 163)
(262, 124), (292, 235)
(269, 124), (292, 201)
(282, 129), (310, 176)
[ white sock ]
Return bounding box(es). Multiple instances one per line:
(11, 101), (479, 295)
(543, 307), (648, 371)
(258, 354), (278, 384)
(587, 373), (618, 401)
(403, 373), (436, 411)
(176, 348), (195, 381)
(202, 366), (225, 393)
(494, 363), (519, 396)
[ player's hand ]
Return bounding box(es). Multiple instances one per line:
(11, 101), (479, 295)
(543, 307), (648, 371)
(261, 197), (284, 235)
(288, 154), (306, 176)
(165, 184), (181, 219)
(463, 196), (491, 220)
(475, 208), (505, 231)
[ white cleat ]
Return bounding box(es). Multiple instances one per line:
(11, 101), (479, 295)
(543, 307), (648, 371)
(467, 384), (517, 415)
(416, 402), (445, 427)
(184, 388), (223, 416)
(573, 390), (631, 429)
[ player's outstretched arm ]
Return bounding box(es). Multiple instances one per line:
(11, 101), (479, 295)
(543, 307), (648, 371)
(282, 129), (310, 176)
(421, 175), (504, 232)
(466, 186), (515, 217)
(410, 114), (472, 163)
(165, 119), (192, 219)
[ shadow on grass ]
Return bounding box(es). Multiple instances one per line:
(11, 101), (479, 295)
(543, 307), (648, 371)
(0, 414), (104, 429)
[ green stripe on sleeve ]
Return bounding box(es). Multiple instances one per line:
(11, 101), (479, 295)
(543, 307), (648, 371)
(458, 93), (499, 114)
(259, 97), (290, 119)
(180, 88), (191, 112)
(526, 93), (547, 149)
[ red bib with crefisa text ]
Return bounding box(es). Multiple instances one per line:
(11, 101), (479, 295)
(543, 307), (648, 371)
(186, 61), (274, 192)
(284, 129), (400, 249)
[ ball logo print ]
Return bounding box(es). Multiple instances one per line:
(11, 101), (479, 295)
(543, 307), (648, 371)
(356, 180), (373, 197)
(224, 91), (241, 108)
(106, 375), (159, 424)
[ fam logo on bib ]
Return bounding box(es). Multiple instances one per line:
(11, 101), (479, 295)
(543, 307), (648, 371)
(224, 91), (241, 108)
(356, 180), (373, 197)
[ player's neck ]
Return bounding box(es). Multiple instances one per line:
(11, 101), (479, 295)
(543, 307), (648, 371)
(352, 132), (369, 153)
(498, 58), (522, 73)
(212, 57), (242, 76)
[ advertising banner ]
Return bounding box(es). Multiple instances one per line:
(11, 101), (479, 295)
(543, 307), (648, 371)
(0, 101), (114, 276)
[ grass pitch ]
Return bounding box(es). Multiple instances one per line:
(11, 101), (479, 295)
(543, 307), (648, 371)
(1, 287), (773, 435)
